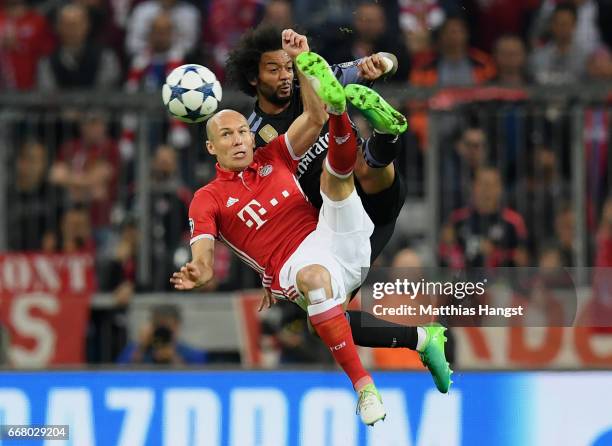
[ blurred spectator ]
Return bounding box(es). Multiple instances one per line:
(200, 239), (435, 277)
(37, 3), (120, 90)
(260, 299), (334, 364)
(126, 12), (183, 90)
(56, 205), (95, 253)
(528, 3), (589, 85)
(598, 0), (612, 50)
(595, 197), (612, 266)
(401, 26), (434, 67)
(71, 0), (126, 65)
(591, 196), (612, 328)
(108, 0), (137, 30)
(73, 0), (116, 39)
(586, 47), (612, 81)
(512, 147), (571, 258)
(7, 141), (63, 251)
(120, 12), (188, 158)
(530, 0), (601, 54)
(87, 218), (136, 363)
(439, 167), (529, 268)
(545, 204), (575, 266)
(466, 0), (538, 53)
(117, 304), (206, 364)
(441, 126), (489, 217)
(204, 0), (263, 79)
(319, 1), (411, 80)
(125, 0), (200, 57)
(538, 243), (564, 268)
(491, 34), (530, 86)
(49, 111), (120, 245)
(583, 105), (610, 231)
(259, 0), (293, 30)
(146, 144), (192, 291)
(517, 243), (572, 326)
(102, 217), (139, 297)
(399, 0), (445, 34)
(406, 16), (496, 150)
(0, 0), (54, 90)
(292, 0), (364, 33)
(410, 16), (496, 86)
(398, 0), (444, 64)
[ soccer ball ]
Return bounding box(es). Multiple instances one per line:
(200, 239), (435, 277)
(162, 64), (222, 123)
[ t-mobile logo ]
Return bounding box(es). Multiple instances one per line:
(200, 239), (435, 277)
(237, 191), (291, 229)
(237, 199), (268, 229)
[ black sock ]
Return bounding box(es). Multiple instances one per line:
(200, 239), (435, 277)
(346, 310), (418, 350)
(363, 131), (402, 168)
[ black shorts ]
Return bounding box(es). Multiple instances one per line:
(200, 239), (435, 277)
(355, 169), (407, 262)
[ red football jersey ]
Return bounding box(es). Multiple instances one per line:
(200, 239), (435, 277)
(189, 134), (318, 294)
(0, 10), (54, 90)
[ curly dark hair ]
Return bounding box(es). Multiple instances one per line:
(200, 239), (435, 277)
(226, 25), (283, 97)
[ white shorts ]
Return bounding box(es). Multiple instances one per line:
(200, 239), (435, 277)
(278, 189), (374, 309)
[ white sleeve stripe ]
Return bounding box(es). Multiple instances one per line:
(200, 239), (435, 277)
(284, 134), (301, 160)
(190, 234), (215, 245)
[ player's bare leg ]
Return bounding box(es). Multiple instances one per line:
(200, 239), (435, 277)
(295, 263), (385, 426)
(354, 152), (396, 195)
(298, 51), (453, 396)
(296, 51), (387, 426)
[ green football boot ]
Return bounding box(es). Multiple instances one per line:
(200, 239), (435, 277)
(356, 383), (386, 426)
(419, 324), (453, 393)
(344, 83), (408, 135)
(295, 52), (346, 114)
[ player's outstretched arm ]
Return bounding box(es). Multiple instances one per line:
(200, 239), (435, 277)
(281, 29), (328, 157)
(333, 52), (397, 86)
(357, 52), (397, 81)
(170, 238), (215, 290)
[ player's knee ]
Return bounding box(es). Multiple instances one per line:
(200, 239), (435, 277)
(296, 264), (332, 304)
(321, 168), (354, 201)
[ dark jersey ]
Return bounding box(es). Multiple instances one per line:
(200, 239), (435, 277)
(440, 207), (528, 268)
(249, 59), (407, 264)
(249, 60), (366, 209)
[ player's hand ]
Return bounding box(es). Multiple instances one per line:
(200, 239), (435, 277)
(258, 288), (277, 311)
(357, 53), (391, 81)
(282, 29), (309, 59)
(170, 261), (206, 290)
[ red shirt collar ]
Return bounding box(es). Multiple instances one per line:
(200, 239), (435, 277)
(215, 160), (259, 180)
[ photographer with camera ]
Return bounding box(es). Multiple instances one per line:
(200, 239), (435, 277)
(117, 304), (206, 365)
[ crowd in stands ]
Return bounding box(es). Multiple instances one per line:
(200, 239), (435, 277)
(1, 0), (612, 363)
(1, 0), (610, 91)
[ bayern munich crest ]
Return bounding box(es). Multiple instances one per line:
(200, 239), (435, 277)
(259, 164), (273, 177)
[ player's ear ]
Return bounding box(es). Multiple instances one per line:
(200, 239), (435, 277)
(206, 140), (215, 156)
(248, 75), (257, 87)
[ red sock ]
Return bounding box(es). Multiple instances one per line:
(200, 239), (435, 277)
(309, 303), (371, 390)
(326, 112), (358, 177)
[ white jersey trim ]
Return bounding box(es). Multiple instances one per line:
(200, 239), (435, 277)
(219, 233), (266, 274)
(190, 234), (215, 245)
(284, 134), (301, 160)
(247, 111), (257, 125)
